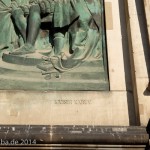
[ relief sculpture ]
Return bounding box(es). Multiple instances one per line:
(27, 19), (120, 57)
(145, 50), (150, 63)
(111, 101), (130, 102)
(0, 0), (109, 90)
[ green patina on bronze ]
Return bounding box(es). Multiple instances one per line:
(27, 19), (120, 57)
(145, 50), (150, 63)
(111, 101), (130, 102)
(0, 0), (109, 91)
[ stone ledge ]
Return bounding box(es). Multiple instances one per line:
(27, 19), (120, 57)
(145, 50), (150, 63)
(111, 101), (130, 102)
(0, 145), (147, 150)
(0, 125), (148, 147)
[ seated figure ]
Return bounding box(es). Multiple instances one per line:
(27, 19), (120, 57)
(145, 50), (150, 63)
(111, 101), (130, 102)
(10, 0), (103, 73)
(11, 0), (63, 55)
(0, 0), (22, 48)
(10, 0), (50, 55)
(0, 0), (32, 47)
(10, 0), (101, 56)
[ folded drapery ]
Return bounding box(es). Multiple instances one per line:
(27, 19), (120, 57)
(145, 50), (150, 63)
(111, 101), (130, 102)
(0, 0), (29, 48)
(0, 0), (105, 73)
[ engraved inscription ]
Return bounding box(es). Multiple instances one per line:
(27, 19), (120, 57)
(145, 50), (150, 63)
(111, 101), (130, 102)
(54, 100), (92, 105)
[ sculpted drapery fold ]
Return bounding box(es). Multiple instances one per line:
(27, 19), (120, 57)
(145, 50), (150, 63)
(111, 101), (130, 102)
(0, 0), (109, 90)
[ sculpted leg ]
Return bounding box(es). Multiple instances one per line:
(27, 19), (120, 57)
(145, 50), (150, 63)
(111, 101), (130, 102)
(10, 4), (41, 55)
(27, 4), (41, 46)
(54, 33), (65, 55)
(11, 8), (27, 43)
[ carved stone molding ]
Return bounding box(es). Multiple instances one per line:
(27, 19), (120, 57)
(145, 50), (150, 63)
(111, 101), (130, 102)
(0, 125), (149, 149)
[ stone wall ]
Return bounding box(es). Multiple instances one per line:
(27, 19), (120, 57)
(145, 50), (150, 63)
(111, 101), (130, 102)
(0, 0), (134, 126)
(0, 0), (150, 149)
(129, 0), (150, 126)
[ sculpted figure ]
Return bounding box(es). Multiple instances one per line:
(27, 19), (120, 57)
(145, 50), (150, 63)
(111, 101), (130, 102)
(10, 0), (78, 55)
(10, 0), (90, 55)
(38, 0), (103, 72)
(0, 0), (30, 48)
(10, 0), (102, 54)
(0, 0), (16, 47)
(0, 0), (109, 90)
(7, 0), (104, 73)
(10, 0), (47, 54)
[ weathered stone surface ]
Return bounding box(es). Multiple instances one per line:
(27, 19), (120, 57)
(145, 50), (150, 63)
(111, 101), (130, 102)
(126, 0), (150, 126)
(0, 125), (148, 149)
(0, 91), (129, 125)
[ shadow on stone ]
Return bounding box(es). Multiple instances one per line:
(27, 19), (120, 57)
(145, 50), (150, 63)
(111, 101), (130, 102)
(144, 82), (150, 96)
(146, 119), (150, 150)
